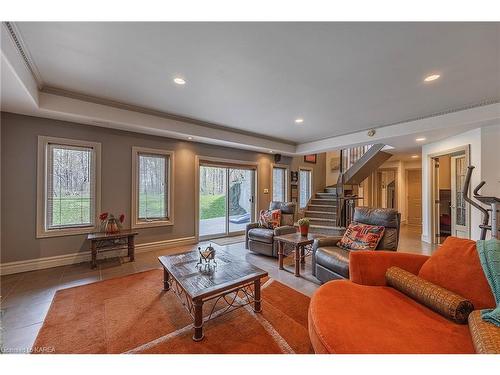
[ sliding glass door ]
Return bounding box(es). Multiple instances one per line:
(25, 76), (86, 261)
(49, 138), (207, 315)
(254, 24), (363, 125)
(199, 166), (227, 238)
(199, 164), (256, 239)
(228, 168), (255, 233)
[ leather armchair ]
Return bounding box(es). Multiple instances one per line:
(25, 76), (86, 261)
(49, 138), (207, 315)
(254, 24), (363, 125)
(245, 202), (297, 257)
(312, 207), (401, 283)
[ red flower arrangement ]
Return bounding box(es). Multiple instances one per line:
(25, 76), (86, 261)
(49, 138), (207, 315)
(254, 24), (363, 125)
(119, 214), (125, 224)
(99, 212), (108, 221)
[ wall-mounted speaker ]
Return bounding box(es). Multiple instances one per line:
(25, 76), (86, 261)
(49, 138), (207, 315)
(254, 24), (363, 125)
(274, 154), (282, 163)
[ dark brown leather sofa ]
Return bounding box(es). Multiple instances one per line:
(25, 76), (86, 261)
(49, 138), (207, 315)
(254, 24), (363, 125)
(245, 202), (296, 257)
(312, 207), (401, 283)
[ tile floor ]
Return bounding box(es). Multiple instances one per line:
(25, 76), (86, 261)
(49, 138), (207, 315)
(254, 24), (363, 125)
(0, 224), (435, 353)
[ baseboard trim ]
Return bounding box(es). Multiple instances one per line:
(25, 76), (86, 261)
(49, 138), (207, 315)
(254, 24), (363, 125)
(421, 234), (431, 244)
(0, 236), (197, 275)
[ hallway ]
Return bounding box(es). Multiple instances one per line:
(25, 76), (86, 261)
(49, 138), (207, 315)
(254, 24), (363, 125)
(398, 224), (438, 255)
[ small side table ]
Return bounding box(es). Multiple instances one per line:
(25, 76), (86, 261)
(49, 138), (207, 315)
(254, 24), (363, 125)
(274, 232), (325, 277)
(87, 230), (139, 268)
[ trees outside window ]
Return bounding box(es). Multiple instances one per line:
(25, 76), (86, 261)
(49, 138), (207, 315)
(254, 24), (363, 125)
(132, 147), (174, 228)
(37, 136), (101, 238)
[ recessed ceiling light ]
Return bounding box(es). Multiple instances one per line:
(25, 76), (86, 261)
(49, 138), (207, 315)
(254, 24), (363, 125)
(416, 137), (426, 142)
(173, 77), (186, 85)
(269, 150), (274, 153)
(187, 136), (193, 140)
(411, 155), (419, 159)
(295, 118), (304, 124)
(424, 74), (440, 82)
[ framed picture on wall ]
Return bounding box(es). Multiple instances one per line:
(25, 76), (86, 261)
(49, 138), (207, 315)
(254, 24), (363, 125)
(291, 171), (298, 183)
(304, 154), (317, 164)
(330, 155), (340, 172)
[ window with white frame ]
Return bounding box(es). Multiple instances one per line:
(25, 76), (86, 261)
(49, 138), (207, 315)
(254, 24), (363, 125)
(132, 147), (173, 227)
(299, 169), (312, 209)
(272, 166), (287, 202)
(37, 137), (101, 237)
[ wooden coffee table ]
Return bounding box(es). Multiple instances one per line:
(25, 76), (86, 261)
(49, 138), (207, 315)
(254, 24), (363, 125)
(275, 232), (326, 277)
(158, 248), (268, 341)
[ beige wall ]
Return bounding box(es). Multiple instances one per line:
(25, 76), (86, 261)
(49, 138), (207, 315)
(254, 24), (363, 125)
(325, 150), (341, 187)
(290, 153), (327, 200)
(1, 112), (299, 263)
(481, 124), (500, 197)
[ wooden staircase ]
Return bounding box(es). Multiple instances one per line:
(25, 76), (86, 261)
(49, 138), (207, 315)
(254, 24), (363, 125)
(304, 187), (344, 235)
(300, 143), (393, 236)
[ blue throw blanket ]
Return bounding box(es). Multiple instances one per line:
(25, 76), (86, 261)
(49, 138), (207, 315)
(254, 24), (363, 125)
(476, 238), (500, 326)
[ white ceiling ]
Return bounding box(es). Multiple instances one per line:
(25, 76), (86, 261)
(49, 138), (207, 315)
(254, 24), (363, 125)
(13, 22), (500, 144)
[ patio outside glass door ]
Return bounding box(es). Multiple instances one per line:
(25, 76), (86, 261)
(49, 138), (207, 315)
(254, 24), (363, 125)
(199, 165), (255, 239)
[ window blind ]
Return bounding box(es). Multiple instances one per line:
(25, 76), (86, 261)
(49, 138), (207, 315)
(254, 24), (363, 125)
(46, 143), (95, 230)
(138, 153), (169, 220)
(299, 170), (312, 208)
(273, 167), (286, 202)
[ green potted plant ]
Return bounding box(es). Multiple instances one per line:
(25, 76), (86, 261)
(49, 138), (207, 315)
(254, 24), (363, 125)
(298, 217), (310, 236)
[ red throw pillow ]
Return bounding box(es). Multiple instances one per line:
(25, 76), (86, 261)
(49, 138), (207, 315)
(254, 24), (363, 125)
(337, 223), (385, 250)
(418, 236), (495, 310)
(258, 209), (281, 229)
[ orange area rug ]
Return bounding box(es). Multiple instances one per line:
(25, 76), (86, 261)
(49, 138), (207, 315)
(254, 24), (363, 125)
(33, 269), (313, 354)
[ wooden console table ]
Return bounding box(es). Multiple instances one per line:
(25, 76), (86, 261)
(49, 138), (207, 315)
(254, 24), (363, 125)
(87, 230), (138, 268)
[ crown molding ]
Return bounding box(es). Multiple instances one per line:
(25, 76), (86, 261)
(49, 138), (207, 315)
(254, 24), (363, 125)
(5, 21), (296, 146)
(3, 21), (500, 156)
(297, 102), (500, 154)
(41, 86), (297, 146)
(324, 98), (500, 141)
(3, 21), (44, 89)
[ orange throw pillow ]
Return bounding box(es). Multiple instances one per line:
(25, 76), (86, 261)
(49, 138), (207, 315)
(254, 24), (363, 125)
(418, 236), (495, 310)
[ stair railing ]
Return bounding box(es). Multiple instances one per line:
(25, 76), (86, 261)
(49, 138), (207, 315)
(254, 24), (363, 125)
(341, 144), (372, 173)
(335, 173), (359, 227)
(336, 144), (372, 227)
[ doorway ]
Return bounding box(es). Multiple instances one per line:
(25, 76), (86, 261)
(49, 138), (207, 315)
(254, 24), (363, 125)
(406, 169), (422, 230)
(430, 147), (469, 244)
(374, 168), (397, 209)
(198, 163), (256, 239)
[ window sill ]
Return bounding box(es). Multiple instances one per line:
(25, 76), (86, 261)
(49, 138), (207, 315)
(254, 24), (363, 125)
(36, 226), (98, 239)
(131, 219), (174, 229)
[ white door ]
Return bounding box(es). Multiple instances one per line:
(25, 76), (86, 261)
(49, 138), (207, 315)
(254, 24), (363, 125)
(451, 155), (469, 238)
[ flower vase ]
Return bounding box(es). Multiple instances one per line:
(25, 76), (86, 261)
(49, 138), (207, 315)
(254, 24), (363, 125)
(105, 217), (120, 234)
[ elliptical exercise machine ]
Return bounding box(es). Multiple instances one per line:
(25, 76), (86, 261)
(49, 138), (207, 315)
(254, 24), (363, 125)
(462, 166), (499, 240)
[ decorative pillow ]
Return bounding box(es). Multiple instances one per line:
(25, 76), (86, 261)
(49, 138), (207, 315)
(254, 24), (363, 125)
(468, 310), (500, 354)
(336, 223), (385, 250)
(418, 236), (495, 310)
(386, 266), (474, 324)
(258, 209), (281, 229)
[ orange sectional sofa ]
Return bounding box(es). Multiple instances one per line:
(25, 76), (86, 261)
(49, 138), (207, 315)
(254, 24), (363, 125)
(308, 237), (496, 354)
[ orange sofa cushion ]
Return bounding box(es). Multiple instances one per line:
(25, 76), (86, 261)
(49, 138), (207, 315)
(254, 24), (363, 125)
(418, 237), (495, 310)
(308, 280), (475, 354)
